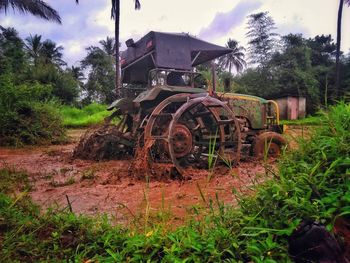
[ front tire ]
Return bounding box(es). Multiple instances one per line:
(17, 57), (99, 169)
(253, 132), (287, 158)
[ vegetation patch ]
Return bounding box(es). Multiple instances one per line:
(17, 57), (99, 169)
(280, 114), (325, 126)
(0, 76), (66, 147)
(0, 103), (349, 261)
(60, 103), (110, 128)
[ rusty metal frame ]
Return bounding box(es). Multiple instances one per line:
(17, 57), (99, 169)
(140, 93), (242, 175)
(167, 95), (241, 174)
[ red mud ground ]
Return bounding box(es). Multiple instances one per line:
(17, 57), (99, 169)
(0, 129), (278, 225)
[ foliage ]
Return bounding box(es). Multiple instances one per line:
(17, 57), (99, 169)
(280, 114), (325, 126)
(0, 0), (62, 23)
(1, 27), (80, 105)
(0, 26), (28, 78)
(246, 12), (278, 65)
(60, 103), (110, 128)
(39, 39), (66, 67)
(218, 39), (246, 74)
(234, 33), (350, 113)
(335, 0), (350, 100)
(52, 70), (80, 104)
(81, 45), (116, 104)
(0, 75), (65, 146)
(1, 103), (349, 261)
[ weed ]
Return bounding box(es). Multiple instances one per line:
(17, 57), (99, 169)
(50, 177), (76, 187)
(0, 103), (349, 262)
(0, 167), (31, 193)
(80, 169), (96, 181)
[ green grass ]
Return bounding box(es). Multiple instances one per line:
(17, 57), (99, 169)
(1, 102), (349, 262)
(60, 103), (111, 128)
(280, 114), (325, 126)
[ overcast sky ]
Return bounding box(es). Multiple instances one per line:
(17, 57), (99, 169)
(1, 0), (350, 66)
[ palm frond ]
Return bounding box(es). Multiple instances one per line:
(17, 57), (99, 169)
(111, 0), (117, 19)
(0, 0), (61, 23)
(134, 0), (141, 10)
(111, 0), (140, 20)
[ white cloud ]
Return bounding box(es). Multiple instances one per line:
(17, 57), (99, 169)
(0, 0), (349, 65)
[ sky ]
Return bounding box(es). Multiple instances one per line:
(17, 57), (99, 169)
(1, 0), (350, 66)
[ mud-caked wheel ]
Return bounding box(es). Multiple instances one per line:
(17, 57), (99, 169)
(253, 132), (287, 158)
(141, 93), (242, 176)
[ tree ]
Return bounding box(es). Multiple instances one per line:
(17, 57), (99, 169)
(70, 66), (85, 82)
(69, 65), (85, 92)
(40, 39), (66, 67)
(236, 33), (320, 113)
(307, 35), (336, 105)
(218, 39), (246, 74)
(81, 45), (115, 104)
(335, 0), (350, 99)
(0, 0), (61, 23)
(246, 12), (278, 65)
(25, 34), (43, 66)
(0, 27), (27, 76)
(111, 0), (141, 97)
(270, 34), (319, 109)
(307, 35), (336, 67)
(53, 70), (80, 104)
(99, 37), (115, 56)
(76, 0), (141, 98)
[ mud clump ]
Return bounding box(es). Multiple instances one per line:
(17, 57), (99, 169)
(72, 124), (133, 161)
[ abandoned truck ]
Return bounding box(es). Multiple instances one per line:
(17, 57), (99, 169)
(75, 31), (286, 175)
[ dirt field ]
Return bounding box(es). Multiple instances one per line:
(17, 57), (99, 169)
(0, 129), (283, 225)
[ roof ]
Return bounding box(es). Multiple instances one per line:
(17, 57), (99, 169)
(121, 31), (232, 84)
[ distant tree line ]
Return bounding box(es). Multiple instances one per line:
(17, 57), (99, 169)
(217, 12), (350, 114)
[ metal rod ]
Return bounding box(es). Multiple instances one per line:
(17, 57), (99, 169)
(191, 51), (201, 65)
(210, 61), (217, 95)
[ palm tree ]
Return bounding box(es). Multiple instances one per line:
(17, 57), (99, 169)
(25, 34), (43, 66)
(335, 0), (350, 99)
(76, 0), (141, 97)
(219, 39), (246, 74)
(0, 0), (61, 23)
(99, 37), (115, 56)
(70, 66), (85, 87)
(70, 66), (84, 81)
(111, 0), (141, 97)
(40, 39), (66, 66)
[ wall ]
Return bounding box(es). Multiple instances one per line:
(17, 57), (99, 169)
(274, 96), (306, 120)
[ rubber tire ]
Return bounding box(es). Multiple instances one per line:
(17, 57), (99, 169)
(253, 132), (287, 158)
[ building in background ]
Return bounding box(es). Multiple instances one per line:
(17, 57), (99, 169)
(274, 96), (306, 120)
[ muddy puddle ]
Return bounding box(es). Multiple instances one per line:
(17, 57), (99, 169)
(0, 129), (271, 225)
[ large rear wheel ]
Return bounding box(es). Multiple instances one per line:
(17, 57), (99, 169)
(142, 93), (242, 175)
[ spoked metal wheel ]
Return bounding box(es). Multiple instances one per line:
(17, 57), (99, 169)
(143, 93), (200, 163)
(143, 93), (241, 175)
(168, 95), (241, 174)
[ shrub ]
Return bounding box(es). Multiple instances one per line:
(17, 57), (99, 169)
(0, 75), (65, 146)
(60, 103), (110, 128)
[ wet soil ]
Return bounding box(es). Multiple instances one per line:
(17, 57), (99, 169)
(0, 129), (272, 225)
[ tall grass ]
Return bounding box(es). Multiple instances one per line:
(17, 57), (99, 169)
(280, 114), (325, 126)
(60, 103), (110, 128)
(1, 102), (349, 261)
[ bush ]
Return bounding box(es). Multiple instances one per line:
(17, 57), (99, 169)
(0, 75), (65, 146)
(60, 103), (110, 128)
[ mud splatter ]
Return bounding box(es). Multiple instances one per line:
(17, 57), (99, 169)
(0, 129), (270, 225)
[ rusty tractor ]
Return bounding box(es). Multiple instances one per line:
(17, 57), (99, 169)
(76, 31), (286, 175)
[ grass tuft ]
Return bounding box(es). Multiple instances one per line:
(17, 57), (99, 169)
(1, 102), (349, 261)
(60, 103), (110, 128)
